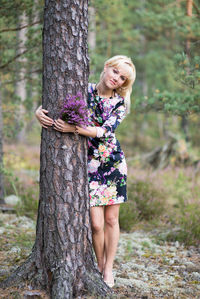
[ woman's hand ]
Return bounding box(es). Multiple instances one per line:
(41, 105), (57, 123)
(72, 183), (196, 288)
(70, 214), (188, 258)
(35, 105), (54, 128)
(54, 119), (75, 133)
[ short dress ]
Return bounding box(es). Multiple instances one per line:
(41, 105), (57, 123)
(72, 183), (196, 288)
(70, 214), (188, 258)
(87, 83), (128, 207)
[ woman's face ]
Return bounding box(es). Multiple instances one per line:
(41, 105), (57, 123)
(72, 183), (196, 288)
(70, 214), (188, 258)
(102, 64), (128, 90)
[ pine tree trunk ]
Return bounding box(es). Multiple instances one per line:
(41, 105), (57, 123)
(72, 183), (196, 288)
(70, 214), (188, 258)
(0, 1), (111, 298)
(0, 81), (5, 204)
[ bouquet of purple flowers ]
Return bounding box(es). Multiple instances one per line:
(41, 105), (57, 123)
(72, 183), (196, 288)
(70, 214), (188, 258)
(60, 92), (89, 127)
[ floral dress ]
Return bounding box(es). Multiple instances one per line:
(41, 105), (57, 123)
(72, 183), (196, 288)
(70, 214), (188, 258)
(87, 83), (128, 207)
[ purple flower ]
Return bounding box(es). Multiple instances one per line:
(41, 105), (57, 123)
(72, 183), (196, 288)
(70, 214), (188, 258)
(60, 92), (89, 127)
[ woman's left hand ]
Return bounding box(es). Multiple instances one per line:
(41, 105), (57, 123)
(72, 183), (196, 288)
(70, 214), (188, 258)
(54, 119), (75, 133)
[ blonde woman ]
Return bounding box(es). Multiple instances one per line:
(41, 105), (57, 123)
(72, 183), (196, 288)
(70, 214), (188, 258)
(36, 55), (136, 287)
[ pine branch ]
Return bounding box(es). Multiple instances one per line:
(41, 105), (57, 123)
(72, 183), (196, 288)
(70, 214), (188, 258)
(0, 49), (28, 70)
(193, 1), (200, 15)
(1, 69), (42, 85)
(0, 20), (41, 33)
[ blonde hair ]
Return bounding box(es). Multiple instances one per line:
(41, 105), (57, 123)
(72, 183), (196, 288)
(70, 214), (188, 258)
(100, 55), (136, 114)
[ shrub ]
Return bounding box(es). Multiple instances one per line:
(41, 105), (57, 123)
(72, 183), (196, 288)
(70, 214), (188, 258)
(166, 201), (200, 246)
(119, 178), (166, 231)
(15, 186), (39, 220)
(119, 200), (139, 231)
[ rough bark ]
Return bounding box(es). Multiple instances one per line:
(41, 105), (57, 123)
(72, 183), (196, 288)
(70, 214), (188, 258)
(0, 1), (111, 298)
(0, 81), (5, 204)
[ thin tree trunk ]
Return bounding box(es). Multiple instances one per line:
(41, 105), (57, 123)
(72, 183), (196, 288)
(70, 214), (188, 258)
(0, 1), (111, 298)
(15, 13), (27, 142)
(180, 0), (193, 141)
(88, 6), (96, 52)
(26, 0), (40, 120)
(0, 81), (5, 204)
(88, 6), (96, 78)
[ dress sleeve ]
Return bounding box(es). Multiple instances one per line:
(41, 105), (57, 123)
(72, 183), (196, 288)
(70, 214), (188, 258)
(100, 101), (126, 138)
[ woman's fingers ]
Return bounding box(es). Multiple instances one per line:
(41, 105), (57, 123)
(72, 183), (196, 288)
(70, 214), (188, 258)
(55, 118), (65, 125)
(41, 124), (49, 129)
(40, 113), (54, 126)
(41, 109), (49, 114)
(42, 115), (54, 124)
(54, 120), (63, 131)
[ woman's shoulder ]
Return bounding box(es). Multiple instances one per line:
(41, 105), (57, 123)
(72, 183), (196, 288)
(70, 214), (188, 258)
(113, 91), (125, 105)
(88, 83), (96, 93)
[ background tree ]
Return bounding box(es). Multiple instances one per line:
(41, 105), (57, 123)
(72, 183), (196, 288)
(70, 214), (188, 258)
(0, 82), (4, 204)
(1, 0), (111, 298)
(15, 12), (28, 142)
(0, 0), (43, 140)
(1, 0), (200, 156)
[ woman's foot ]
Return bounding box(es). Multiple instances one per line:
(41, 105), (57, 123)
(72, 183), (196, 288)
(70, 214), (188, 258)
(103, 270), (114, 288)
(104, 280), (114, 288)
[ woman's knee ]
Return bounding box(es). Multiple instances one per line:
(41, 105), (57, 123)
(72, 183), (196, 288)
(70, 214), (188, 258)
(90, 206), (104, 233)
(105, 215), (119, 228)
(91, 217), (104, 233)
(91, 220), (104, 233)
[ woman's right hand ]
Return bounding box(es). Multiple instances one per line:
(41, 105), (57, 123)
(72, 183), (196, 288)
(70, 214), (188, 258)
(35, 105), (54, 128)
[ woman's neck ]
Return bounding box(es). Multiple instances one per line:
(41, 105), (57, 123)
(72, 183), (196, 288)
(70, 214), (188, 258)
(96, 82), (113, 98)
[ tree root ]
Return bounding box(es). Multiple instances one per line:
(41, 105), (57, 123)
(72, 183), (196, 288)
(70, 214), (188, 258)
(0, 253), (41, 289)
(82, 270), (113, 298)
(0, 255), (113, 299)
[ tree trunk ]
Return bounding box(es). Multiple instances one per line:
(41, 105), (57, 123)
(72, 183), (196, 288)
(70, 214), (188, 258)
(0, 1), (111, 298)
(0, 81), (5, 204)
(180, 0), (193, 142)
(15, 12), (27, 142)
(88, 6), (96, 52)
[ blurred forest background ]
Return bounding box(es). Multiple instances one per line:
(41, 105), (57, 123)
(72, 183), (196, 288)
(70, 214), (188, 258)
(0, 0), (200, 246)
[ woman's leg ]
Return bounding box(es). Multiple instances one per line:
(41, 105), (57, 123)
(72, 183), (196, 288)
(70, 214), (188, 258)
(103, 204), (120, 283)
(90, 206), (105, 273)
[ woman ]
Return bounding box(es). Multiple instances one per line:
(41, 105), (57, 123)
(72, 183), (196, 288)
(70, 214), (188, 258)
(36, 55), (136, 287)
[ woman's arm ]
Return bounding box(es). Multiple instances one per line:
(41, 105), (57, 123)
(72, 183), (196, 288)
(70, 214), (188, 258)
(54, 119), (98, 138)
(35, 106), (100, 138)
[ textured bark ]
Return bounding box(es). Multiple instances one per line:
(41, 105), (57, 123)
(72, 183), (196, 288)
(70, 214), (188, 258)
(0, 81), (5, 203)
(0, 1), (111, 298)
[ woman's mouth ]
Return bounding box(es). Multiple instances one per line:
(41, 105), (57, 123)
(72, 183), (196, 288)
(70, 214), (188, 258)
(110, 80), (116, 85)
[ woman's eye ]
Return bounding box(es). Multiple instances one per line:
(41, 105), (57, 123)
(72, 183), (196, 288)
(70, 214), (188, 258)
(121, 76), (126, 81)
(113, 69), (118, 74)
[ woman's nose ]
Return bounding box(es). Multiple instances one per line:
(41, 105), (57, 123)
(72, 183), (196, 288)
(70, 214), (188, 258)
(113, 75), (118, 82)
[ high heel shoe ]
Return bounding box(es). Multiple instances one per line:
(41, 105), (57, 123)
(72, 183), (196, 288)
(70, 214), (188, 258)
(104, 280), (115, 288)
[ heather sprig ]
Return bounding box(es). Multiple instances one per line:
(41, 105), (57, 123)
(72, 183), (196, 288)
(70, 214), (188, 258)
(60, 92), (89, 127)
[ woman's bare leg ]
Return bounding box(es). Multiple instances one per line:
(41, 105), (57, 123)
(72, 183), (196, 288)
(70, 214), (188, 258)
(90, 206), (105, 273)
(103, 204), (120, 284)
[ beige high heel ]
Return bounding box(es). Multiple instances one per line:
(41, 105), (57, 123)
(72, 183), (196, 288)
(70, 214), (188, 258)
(104, 280), (115, 288)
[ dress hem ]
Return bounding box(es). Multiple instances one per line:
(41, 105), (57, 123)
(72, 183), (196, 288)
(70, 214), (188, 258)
(90, 200), (127, 207)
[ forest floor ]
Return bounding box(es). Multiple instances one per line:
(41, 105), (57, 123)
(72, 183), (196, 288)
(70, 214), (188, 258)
(0, 212), (200, 299)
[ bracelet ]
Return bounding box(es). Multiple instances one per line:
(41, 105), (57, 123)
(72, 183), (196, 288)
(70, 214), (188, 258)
(96, 127), (106, 138)
(74, 125), (79, 135)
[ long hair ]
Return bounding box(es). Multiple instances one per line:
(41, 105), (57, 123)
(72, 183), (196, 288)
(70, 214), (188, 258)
(100, 55), (136, 114)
